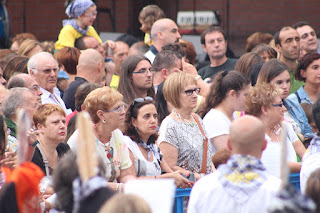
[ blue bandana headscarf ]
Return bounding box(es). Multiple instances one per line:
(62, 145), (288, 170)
(63, 0), (95, 35)
(65, 0), (94, 18)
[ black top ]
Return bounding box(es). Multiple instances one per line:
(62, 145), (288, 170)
(198, 58), (238, 83)
(0, 183), (19, 213)
(78, 187), (114, 213)
(31, 143), (70, 175)
(63, 77), (88, 111)
(149, 45), (159, 56)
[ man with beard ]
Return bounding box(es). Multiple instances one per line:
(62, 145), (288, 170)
(292, 21), (319, 59)
(274, 26), (302, 93)
(145, 18), (181, 63)
(198, 26), (237, 83)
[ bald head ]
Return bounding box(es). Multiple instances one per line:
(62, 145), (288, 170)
(77, 49), (105, 83)
(78, 49), (104, 69)
(150, 18), (181, 47)
(228, 115), (266, 158)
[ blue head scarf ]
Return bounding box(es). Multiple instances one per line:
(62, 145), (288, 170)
(63, 0), (95, 35)
(65, 0), (94, 18)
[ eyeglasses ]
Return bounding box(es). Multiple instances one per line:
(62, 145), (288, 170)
(181, 88), (201, 96)
(107, 104), (125, 112)
(272, 102), (283, 108)
(132, 97), (153, 106)
(28, 85), (41, 92)
(132, 68), (153, 74)
(83, 11), (98, 18)
(33, 67), (59, 74)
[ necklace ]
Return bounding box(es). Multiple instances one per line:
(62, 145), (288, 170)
(94, 124), (113, 159)
(172, 109), (196, 127)
(271, 124), (281, 142)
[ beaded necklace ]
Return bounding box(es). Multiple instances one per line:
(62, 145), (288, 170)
(94, 124), (113, 159)
(172, 109), (196, 127)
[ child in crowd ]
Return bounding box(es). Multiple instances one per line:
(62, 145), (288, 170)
(55, 0), (101, 50)
(139, 5), (165, 46)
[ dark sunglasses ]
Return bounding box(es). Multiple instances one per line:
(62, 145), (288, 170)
(272, 102), (283, 107)
(181, 88), (201, 96)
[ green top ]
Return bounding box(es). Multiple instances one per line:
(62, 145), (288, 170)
(5, 117), (17, 138)
(289, 69), (304, 94)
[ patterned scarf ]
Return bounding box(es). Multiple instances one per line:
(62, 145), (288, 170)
(138, 140), (162, 165)
(218, 154), (267, 204)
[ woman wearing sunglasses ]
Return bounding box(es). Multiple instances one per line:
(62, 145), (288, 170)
(158, 72), (212, 180)
(124, 97), (192, 187)
(118, 55), (155, 104)
(245, 84), (301, 176)
(256, 59), (307, 159)
(67, 86), (134, 192)
(199, 70), (251, 154)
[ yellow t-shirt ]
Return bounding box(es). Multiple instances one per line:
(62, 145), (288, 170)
(144, 33), (153, 46)
(55, 25), (102, 50)
(110, 74), (120, 89)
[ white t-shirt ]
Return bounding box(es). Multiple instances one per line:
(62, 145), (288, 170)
(261, 122), (298, 178)
(300, 152), (320, 193)
(203, 109), (231, 153)
(124, 136), (161, 177)
(300, 136), (320, 193)
(188, 170), (281, 213)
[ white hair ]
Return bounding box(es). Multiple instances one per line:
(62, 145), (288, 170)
(1, 88), (32, 117)
(27, 52), (57, 75)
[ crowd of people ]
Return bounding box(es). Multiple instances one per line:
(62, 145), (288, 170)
(0, 0), (320, 212)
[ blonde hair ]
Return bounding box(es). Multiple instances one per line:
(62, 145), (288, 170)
(163, 72), (196, 108)
(17, 39), (42, 56)
(83, 86), (123, 123)
(99, 194), (151, 213)
(40, 41), (55, 54)
(245, 83), (282, 117)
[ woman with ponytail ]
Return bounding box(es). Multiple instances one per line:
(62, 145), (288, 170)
(200, 70), (250, 153)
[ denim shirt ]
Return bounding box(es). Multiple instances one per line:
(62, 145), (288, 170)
(286, 86), (314, 138)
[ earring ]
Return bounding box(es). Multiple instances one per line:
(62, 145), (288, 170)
(102, 120), (106, 123)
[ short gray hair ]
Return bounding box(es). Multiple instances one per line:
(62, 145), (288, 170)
(2, 87), (31, 117)
(27, 52), (57, 75)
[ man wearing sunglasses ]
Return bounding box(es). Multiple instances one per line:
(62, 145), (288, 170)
(28, 52), (72, 115)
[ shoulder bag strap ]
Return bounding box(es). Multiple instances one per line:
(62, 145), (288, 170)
(36, 143), (50, 176)
(295, 91), (301, 104)
(192, 113), (208, 174)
